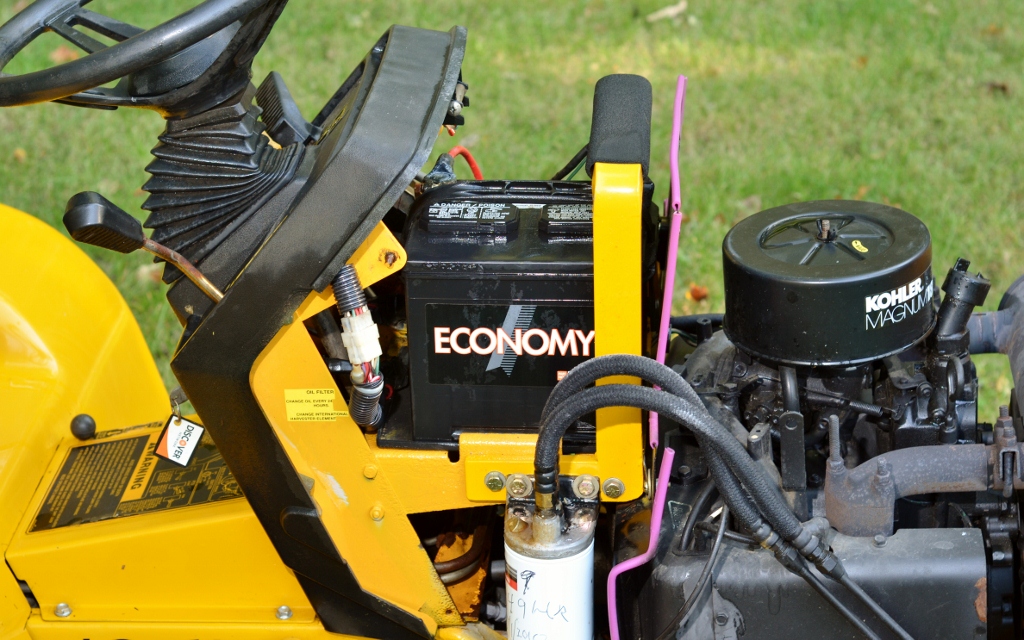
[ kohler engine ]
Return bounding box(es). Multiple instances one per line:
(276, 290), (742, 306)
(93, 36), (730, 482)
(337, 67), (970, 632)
(638, 201), (1021, 639)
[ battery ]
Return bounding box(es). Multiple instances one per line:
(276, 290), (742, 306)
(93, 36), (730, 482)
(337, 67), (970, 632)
(402, 181), (597, 444)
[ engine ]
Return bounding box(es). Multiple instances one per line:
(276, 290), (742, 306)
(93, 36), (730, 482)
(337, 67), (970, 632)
(634, 200), (1019, 639)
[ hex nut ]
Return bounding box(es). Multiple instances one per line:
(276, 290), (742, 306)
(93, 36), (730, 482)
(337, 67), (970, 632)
(506, 474), (533, 498)
(276, 605), (293, 620)
(603, 478), (625, 499)
(572, 474), (600, 499)
(54, 603), (72, 618)
(485, 471), (506, 492)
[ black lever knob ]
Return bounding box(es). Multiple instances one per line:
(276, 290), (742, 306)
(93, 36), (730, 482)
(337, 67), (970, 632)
(62, 191), (145, 254)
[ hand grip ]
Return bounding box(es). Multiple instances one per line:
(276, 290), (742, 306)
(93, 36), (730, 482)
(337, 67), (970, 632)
(586, 74), (652, 178)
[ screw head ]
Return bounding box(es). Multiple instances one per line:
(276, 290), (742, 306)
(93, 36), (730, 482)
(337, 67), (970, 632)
(572, 474), (599, 499)
(485, 471), (506, 492)
(872, 534), (886, 547)
(369, 503), (385, 521)
(276, 605), (293, 620)
(54, 603), (71, 618)
(448, 100), (463, 116)
(603, 478), (625, 499)
(506, 474), (533, 498)
(362, 464), (378, 479)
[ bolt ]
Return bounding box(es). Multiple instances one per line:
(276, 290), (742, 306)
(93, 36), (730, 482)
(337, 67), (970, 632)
(369, 503), (385, 521)
(276, 605), (293, 620)
(54, 603), (71, 618)
(678, 464), (693, 478)
(383, 250), (398, 267)
(573, 474), (599, 499)
(603, 478), (625, 499)
(733, 362), (748, 377)
(507, 474), (532, 498)
(485, 471), (506, 492)
(1000, 405), (1010, 418)
(362, 464), (378, 479)
(715, 612), (729, 626)
(873, 534), (886, 547)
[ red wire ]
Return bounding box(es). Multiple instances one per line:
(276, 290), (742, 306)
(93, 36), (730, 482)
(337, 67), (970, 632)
(447, 145), (484, 180)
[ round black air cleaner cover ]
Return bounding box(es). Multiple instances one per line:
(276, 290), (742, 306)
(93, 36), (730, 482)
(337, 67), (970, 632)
(722, 200), (934, 366)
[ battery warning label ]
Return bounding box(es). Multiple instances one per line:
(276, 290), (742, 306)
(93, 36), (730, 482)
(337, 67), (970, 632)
(31, 423), (242, 532)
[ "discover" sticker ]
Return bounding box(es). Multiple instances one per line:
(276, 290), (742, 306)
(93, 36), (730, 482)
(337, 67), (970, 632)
(155, 416), (205, 467)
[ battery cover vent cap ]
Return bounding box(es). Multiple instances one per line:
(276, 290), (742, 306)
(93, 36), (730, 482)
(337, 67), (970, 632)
(722, 200), (934, 366)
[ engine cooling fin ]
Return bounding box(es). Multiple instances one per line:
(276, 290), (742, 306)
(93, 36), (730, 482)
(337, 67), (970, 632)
(142, 88), (303, 284)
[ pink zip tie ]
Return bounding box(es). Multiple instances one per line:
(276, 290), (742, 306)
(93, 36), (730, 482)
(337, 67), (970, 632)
(650, 74), (688, 449)
(607, 447), (676, 640)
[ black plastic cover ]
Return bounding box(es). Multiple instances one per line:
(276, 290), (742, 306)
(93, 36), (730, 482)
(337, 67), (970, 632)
(586, 74), (652, 178)
(722, 200), (934, 366)
(63, 191), (146, 254)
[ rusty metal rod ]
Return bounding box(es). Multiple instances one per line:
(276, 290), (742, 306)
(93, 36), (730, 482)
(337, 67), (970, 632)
(142, 237), (223, 302)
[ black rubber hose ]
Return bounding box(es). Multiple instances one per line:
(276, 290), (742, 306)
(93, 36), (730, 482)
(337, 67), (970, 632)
(780, 365), (800, 412)
(675, 481), (717, 554)
(654, 505), (729, 640)
(536, 383), (805, 543)
(550, 144), (588, 180)
(538, 353), (771, 540)
(702, 444), (765, 535)
(840, 575), (915, 640)
(539, 353), (699, 424)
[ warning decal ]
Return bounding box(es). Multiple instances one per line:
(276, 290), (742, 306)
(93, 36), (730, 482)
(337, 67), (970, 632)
(31, 424), (242, 532)
(285, 388), (348, 422)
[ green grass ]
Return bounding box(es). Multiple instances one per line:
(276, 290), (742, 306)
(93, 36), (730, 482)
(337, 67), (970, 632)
(1, 0), (1022, 419)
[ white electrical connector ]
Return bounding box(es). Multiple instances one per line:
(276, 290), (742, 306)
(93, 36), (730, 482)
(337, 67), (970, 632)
(340, 311), (382, 365)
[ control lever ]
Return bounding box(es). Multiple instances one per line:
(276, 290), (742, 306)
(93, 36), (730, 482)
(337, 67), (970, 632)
(62, 192), (223, 302)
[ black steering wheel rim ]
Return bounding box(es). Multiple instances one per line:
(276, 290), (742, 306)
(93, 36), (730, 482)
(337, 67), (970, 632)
(0, 0), (271, 107)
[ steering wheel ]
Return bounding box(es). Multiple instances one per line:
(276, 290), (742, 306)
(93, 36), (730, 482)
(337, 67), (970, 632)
(0, 0), (271, 108)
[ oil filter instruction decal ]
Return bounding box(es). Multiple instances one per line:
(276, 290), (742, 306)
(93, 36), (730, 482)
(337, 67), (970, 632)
(284, 388), (349, 421)
(31, 421), (242, 532)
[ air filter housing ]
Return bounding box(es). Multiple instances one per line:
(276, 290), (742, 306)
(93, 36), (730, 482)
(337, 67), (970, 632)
(722, 200), (935, 366)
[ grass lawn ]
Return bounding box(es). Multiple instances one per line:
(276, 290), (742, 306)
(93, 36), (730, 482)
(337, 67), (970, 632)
(1, 0), (1022, 419)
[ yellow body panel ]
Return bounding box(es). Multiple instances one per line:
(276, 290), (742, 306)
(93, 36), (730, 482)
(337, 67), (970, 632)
(0, 206), (168, 639)
(0, 206), (327, 636)
(5, 426), (316, 625)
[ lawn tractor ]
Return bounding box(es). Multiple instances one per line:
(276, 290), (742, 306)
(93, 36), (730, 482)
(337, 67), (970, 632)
(1, 1), (1023, 639)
